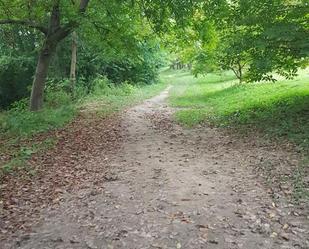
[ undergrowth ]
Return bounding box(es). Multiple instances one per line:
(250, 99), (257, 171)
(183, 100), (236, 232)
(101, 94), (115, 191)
(0, 76), (166, 175)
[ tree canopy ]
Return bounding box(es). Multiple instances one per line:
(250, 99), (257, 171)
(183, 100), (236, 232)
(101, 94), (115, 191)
(0, 0), (308, 109)
(178, 0), (309, 82)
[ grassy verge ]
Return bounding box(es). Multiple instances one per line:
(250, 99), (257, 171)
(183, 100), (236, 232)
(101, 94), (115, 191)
(168, 69), (309, 151)
(0, 80), (167, 175)
(167, 69), (309, 201)
(0, 105), (77, 137)
(81, 80), (167, 116)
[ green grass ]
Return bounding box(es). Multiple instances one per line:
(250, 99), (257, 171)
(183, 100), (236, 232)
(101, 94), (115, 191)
(167, 68), (309, 202)
(0, 105), (77, 137)
(168, 69), (309, 151)
(83, 80), (167, 116)
(0, 80), (167, 175)
(0, 81), (166, 138)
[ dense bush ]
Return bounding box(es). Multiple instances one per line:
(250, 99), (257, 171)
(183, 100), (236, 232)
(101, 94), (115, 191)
(0, 39), (164, 110)
(0, 56), (35, 109)
(0, 94), (76, 136)
(103, 56), (161, 85)
(79, 42), (164, 86)
(91, 75), (136, 96)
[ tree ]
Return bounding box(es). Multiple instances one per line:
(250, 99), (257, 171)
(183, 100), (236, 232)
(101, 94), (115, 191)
(215, 29), (251, 83)
(0, 0), (201, 111)
(218, 0), (308, 82)
(241, 0), (309, 81)
(184, 0), (308, 82)
(70, 31), (77, 98)
(0, 0), (90, 111)
(0, 0), (89, 111)
(0, 26), (38, 108)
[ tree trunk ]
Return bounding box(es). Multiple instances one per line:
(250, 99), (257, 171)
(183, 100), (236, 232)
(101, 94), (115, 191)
(30, 41), (56, 111)
(70, 31), (77, 98)
(238, 61), (243, 84)
(230, 65), (243, 84)
(1, 0), (91, 111)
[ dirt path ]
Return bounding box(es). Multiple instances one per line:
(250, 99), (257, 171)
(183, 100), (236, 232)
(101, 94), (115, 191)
(5, 87), (308, 249)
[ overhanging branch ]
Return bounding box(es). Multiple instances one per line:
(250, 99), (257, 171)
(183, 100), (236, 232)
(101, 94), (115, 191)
(0, 19), (48, 34)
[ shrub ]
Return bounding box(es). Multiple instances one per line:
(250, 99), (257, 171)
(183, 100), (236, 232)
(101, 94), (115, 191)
(0, 55), (35, 109)
(119, 82), (136, 95)
(91, 75), (112, 95)
(45, 90), (72, 108)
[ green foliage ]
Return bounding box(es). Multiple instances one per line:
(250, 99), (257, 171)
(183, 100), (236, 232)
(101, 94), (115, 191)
(180, 0), (309, 82)
(0, 81), (76, 136)
(0, 103), (77, 137)
(0, 26), (39, 108)
(242, 0), (309, 81)
(191, 51), (218, 76)
(168, 69), (309, 151)
(84, 75), (167, 116)
(44, 79), (73, 107)
(75, 36), (165, 85)
(0, 56), (35, 109)
(90, 75), (136, 97)
(90, 75), (112, 95)
(110, 43), (163, 84)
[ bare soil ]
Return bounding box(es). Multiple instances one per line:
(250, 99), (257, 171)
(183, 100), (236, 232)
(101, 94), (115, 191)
(1, 87), (309, 249)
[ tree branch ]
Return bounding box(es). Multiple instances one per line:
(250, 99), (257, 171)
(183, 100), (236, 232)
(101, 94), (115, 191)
(229, 66), (240, 79)
(49, 1), (61, 33)
(48, 21), (76, 42)
(0, 19), (48, 34)
(50, 0), (90, 41)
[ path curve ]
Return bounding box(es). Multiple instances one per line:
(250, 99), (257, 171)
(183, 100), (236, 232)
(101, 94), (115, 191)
(7, 87), (309, 249)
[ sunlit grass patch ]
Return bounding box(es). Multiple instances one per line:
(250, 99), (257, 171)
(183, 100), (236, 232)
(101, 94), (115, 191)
(168, 69), (309, 151)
